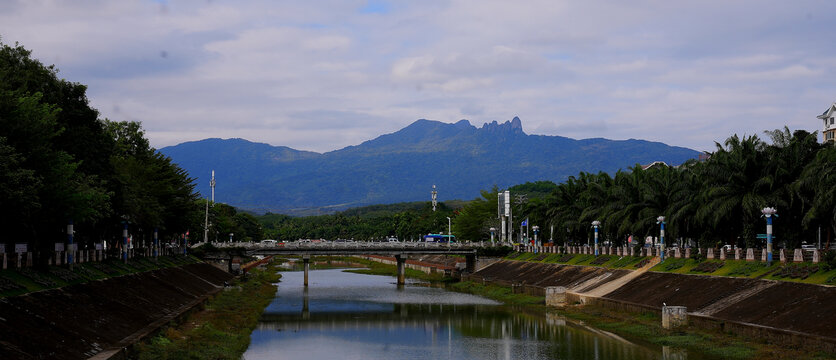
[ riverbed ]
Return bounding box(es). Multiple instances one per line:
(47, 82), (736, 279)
(243, 269), (697, 360)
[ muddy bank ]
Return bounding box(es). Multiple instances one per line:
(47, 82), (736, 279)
(0, 263), (233, 360)
(473, 260), (836, 350)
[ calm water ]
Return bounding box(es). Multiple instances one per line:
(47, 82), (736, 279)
(244, 269), (696, 360)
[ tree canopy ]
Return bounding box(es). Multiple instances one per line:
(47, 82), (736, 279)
(0, 41), (200, 265)
(451, 129), (834, 249)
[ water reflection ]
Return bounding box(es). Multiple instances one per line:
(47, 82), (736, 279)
(245, 269), (692, 360)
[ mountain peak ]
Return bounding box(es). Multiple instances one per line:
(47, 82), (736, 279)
(454, 119), (472, 128)
(480, 116), (525, 135)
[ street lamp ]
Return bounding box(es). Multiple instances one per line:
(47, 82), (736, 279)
(657, 216), (666, 262)
(533, 226), (540, 246)
(591, 221), (601, 256)
(761, 207), (777, 265)
(446, 217), (452, 245)
(489, 227), (496, 244)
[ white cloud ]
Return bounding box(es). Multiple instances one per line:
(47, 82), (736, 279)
(0, 0), (833, 153)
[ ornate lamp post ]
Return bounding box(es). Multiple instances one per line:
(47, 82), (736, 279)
(591, 221), (601, 256)
(657, 216), (666, 262)
(533, 226), (540, 247)
(761, 207), (777, 265)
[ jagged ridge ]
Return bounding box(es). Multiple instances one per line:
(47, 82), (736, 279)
(160, 117), (699, 213)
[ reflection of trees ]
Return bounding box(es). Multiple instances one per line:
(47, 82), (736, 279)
(258, 303), (660, 359)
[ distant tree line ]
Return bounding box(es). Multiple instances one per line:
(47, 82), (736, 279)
(453, 129), (836, 249)
(259, 202), (457, 241)
(0, 41), (204, 265)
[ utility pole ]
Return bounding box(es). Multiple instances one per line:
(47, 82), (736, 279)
(205, 170), (215, 243)
(432, 185), (437, 212)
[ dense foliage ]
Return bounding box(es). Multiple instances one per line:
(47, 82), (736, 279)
(0, 41), (200, 264)
(259, 202), (457, 241)
(453, 130), (835, 249)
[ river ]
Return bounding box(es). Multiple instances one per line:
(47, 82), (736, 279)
(243, 268), (699, 360)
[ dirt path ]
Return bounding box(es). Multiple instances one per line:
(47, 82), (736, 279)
(577, 257), (660, 297)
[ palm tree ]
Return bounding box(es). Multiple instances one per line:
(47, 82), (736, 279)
(796, 145), (836, 248)
(762, 128), (821, 247)
(697, 135), (769, 248)
(546, 175), (590, 246)
(606, 166), (649, 243)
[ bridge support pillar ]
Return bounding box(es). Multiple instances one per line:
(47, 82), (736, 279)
(395, 254), (406, 285)
(465, 254), (476, 273)
(303, 255), (310, 287)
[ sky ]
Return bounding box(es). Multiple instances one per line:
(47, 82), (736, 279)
(1, 0), (835, 153)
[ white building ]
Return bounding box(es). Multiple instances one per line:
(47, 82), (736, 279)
(817, 101), (836, 144)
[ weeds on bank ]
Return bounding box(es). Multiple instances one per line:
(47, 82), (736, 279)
(448, 281), (543, 305)
(554, 304), (836, 360)
(132, 263), (281, 360)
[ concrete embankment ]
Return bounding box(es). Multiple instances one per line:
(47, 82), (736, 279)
(0, 263), (233, 360)
(360, 254), (462, 274)
(469, 260), (836, 351)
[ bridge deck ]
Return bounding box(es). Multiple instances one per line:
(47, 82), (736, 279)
(210, 241), (483, 256)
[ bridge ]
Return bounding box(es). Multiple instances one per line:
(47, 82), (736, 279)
(208, 241), (487, 286)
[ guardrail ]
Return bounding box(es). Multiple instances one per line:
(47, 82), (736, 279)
(210, 241), (497, 251)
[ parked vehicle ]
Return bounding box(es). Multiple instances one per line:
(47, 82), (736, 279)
(260, 239), (278, 247)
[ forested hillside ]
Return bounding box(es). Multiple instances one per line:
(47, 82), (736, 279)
(162, 117), (700, 214)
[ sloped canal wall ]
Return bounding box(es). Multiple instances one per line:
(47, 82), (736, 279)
(468, 260), (836, 352)
(0, 263), (233, 360)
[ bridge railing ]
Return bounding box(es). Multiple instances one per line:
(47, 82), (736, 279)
(210, 241), (497, 250)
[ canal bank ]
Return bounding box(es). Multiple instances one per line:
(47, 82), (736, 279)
(468, 260), (836, 353)
(0, 260), (233, 360)
(132, 261), (281, 360)
(362, 255), (836, 359)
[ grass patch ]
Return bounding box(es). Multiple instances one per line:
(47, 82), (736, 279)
(554, 305), (791, 359)
(132, 262), (281, 360)
(609, 256), (647, 268)
(766, 262), (836, 284)
(448, 281), (543, 305)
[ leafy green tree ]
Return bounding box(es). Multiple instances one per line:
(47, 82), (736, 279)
(453, 187), (499, 241)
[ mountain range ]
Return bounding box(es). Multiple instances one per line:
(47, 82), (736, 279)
(159, 117), (700, 214)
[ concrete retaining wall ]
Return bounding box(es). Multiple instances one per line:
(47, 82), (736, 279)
(0, 263), (233, 360)
(472, 260), (836, 352)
